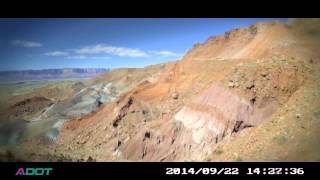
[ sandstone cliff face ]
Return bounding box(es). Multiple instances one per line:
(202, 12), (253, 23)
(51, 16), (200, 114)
(174, 84), (277, 145)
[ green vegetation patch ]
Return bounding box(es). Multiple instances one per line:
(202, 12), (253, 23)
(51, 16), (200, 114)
(278, 59), (289, 65)
(204, 156), (212, 162)
(273, 135), (288, 145)
(313, 75), (320, 98)
(313, 109), (320, 120)
(234, 156), (243, 162)
(271, 58), (288, 66)
(240, 62), (259, 68)
(214, 146), (224, 155)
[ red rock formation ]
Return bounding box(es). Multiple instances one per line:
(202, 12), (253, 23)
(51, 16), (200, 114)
(174, 84), (277, 144)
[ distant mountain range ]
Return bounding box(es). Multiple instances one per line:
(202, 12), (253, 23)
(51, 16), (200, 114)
(0, 68), (109, 82)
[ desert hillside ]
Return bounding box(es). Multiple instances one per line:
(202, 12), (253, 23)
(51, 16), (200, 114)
(1, 19), (320, 162)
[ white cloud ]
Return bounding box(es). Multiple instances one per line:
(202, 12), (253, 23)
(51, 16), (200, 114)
(75, 44), (150, 58)
(90, 56), (110, 60)
(149, 50), (182, 57)
(65, 56), (111, 60)
(74, 44), (183, 58)
(45, 51), (69, 56)
(11, 40), (42, 48)
(47, 44), (182, 60)
(66, 55), (87, 59)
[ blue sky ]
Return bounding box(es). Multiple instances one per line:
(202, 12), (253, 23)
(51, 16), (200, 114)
(0, 18), (287, 71)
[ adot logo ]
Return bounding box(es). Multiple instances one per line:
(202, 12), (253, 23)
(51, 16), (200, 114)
(15, 168), (53, 176)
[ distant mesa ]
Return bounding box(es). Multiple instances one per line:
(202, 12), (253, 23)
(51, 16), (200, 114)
(0, 68), (109, 82)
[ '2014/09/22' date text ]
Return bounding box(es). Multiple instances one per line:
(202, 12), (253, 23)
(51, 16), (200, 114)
(165, 167), (304, 176)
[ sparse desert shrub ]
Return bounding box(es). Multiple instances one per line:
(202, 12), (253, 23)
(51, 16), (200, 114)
(214, 146), (224, 155)
(234, 155), (243, 162)
(273, 135), (288, 145)
(240, 62), (258, 68)
(278, 59), (288, 65)
(313, 109), (320, 120)
(271, 58), (288, 66)
(205, 156), (212, 162)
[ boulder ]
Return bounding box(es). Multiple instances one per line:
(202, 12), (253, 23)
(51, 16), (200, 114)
(172, 92), (179, 100)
